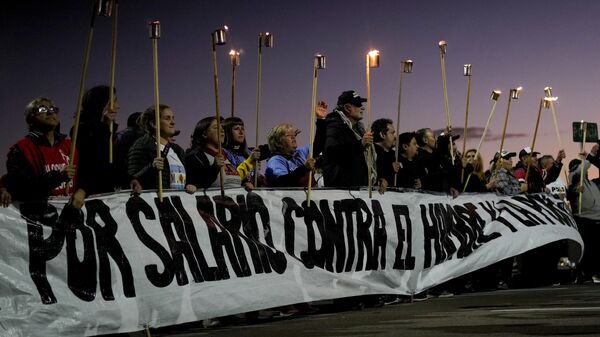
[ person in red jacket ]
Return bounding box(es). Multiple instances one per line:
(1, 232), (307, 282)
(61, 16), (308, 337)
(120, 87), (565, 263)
(5, 97), (84, 207)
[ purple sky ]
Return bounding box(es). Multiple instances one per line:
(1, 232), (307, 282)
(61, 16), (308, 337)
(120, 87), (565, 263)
(2, 0), (599, 178)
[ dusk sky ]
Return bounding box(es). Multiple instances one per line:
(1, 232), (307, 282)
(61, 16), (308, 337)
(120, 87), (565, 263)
(2, 0), (599, 178)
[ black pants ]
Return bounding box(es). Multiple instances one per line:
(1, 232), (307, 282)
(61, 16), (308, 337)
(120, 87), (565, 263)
(574, 216), (600, 278)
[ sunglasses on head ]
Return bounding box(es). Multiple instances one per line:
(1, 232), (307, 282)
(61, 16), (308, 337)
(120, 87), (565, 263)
(35, 105), (59, 115)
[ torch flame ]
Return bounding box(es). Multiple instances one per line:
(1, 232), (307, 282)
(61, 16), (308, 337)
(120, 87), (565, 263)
(491, 90), (501, 101)
(368, 49), (379, 57)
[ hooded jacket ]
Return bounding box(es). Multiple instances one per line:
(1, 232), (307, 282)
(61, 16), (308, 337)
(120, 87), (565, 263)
(568, 158), (600, 220)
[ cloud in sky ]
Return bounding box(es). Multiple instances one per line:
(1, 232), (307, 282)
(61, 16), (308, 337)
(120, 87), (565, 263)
(432, 127), (527, 141)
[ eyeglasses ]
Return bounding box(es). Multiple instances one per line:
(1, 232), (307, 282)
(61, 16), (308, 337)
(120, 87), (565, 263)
(35, 105), (59, 116)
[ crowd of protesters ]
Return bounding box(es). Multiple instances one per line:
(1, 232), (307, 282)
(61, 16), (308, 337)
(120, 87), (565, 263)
(1, 87), (599, 325)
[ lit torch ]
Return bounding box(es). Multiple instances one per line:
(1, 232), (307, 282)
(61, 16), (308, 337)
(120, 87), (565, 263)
(525, 96), (557, 183)
(211, 25), (228, 196)
(460, 64), (472, 183)
(254, 32), (274, 187)
(438, 40), (454, 164)
(463, 90), (501, 192)
(366, 49), (380, 198)
(394, 59), (413, 186)
(229, 49), (240, 117)
(307, 53), (326, 205)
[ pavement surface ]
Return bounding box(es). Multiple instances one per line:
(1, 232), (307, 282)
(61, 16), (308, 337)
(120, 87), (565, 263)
(130, 284), (600, 337)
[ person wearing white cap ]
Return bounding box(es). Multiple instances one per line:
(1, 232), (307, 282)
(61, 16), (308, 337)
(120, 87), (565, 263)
(490, 150), (527, 195)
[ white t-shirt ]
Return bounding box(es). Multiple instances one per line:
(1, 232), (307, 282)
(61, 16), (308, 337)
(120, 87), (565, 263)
(205, 151), (242, 188)
(160, 144), (186, 190)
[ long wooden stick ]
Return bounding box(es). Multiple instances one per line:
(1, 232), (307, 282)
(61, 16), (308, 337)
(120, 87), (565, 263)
(494, 88), (521, 175)
(366, 54), (373, 198)
(439, 47), (454, 164)
(254, 36), (263, 188)
(108, 0), (118, 164)
(578, 122), (587, 214)
(231, 60), (236, 117)
(211, 38), (225, 196)
(462, 98), (499, 192)
(498, 97), (512, 158)
(460, 71), (472, 183)
(68, 0), (99, 194)
(394, 70), (405, 187)
(307, 60), (318, 205)
(151, 37), (163, 202)
(524, 98), (544, 183)
(549, 102), (563, 150)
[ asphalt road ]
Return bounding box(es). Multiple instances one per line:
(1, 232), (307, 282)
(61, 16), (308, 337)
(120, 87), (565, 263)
(133, 284), (600, 337)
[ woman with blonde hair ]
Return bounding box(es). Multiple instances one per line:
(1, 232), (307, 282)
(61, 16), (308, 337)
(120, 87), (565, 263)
(462, 148), (494, 192)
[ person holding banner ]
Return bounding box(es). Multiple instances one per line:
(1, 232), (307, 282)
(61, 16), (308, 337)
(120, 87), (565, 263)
(0, 175), (12, 207)
(462, 149), (493, 192)
(5, 97), (84, 206)
(128, 104), (189, 192)
(416, 128), (438, 186)
(513, 147), (545, 193)
(265, 102), (327, 188)
(321, 90), (374, 188)
(74, 85), (128, 196)
(490, 150), (527, 195)
(395, 132), (425, 190)
(222, 116), (269, 190)
(372, 118), (399, 193)
(417, 129), (461, 196)
(438, 131), (462, 194)
(185, 116), (241, 190)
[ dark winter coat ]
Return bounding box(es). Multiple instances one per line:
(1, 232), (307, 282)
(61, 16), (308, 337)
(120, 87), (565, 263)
(128, 134), (185, 190)
(321, 111), (369, 188)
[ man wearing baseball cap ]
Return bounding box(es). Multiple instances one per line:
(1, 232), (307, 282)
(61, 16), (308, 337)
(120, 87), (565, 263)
(513, 146), (545, 193)
(321, 90), (374, 188)
(489, 150), (527, 195)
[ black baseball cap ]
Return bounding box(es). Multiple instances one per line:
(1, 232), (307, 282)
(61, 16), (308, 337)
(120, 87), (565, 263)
(519, 146), (540, 158)
(337, 90), (367, 106)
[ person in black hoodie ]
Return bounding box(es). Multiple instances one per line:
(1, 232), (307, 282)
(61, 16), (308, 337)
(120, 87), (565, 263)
(321, 90), (374, 188)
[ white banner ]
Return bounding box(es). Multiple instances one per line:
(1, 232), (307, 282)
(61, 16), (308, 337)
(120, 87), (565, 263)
(0, 189), (582, 337)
